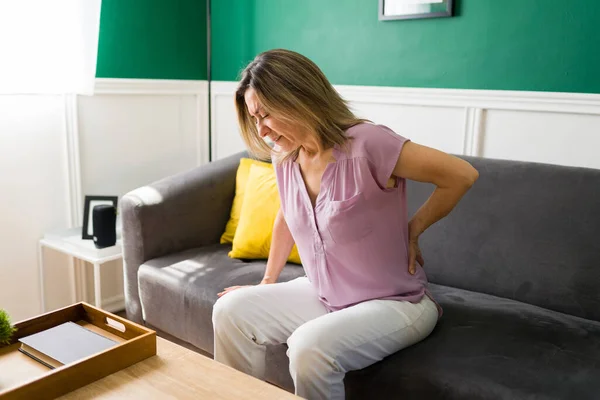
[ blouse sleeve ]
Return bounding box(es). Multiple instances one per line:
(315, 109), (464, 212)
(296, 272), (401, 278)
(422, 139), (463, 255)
(360, 124), (410, 188)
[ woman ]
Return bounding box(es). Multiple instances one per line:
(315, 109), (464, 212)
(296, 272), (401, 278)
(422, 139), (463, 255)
(213, 49), (478, 400)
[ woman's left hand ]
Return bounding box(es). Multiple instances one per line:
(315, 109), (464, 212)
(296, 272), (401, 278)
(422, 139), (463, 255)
(408, 236), (424, 275)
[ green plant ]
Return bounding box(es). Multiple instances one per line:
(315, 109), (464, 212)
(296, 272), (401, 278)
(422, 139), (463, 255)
(0, 309), (17, 345)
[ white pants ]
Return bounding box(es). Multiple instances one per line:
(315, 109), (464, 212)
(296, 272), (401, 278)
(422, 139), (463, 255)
(212, 277), (438, 400)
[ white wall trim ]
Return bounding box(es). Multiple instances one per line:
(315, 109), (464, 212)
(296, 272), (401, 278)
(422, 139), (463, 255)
(94, 78), (208, 95)
(196, 93), (209, 166)
(210, 80), (600, 171)
(92, 78), (210, 167)
(211, 80), (600, 116)
(463, 108), (485, 157)
(63, 94), (83, 227)
(335, 85), (600, 115)
(62, 94), (83, 314)
(210, 81), (240, 159)
(102, 294), (125, 313)
(211, 81), (239, 94)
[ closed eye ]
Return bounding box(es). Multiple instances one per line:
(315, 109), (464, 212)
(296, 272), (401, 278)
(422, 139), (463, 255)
(251, 114), (269, 124)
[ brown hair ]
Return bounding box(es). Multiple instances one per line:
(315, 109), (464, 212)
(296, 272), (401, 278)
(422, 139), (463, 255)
(235, 49), (368, 162)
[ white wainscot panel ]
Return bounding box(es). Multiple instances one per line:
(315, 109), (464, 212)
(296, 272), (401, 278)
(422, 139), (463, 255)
(482, 110), (600, 170)
(212, 91), (245, 160)
(210, 82), (600, 170)
(349, 101), (466, 155)
(78, 94), (200, 199)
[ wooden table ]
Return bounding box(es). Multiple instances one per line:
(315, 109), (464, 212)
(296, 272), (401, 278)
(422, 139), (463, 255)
(58, 337), (299, 399)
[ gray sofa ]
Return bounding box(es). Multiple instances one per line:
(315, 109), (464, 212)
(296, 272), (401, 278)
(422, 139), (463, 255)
(121, 151), (600, 399)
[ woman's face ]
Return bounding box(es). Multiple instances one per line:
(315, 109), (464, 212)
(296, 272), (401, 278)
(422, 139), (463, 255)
(244, 88), (308, 152)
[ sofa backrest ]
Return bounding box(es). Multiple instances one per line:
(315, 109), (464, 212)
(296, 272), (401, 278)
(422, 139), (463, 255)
(407, 156), (600, 322)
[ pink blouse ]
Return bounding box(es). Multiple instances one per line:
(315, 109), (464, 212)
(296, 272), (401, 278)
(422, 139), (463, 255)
(274, 123), (435, 312)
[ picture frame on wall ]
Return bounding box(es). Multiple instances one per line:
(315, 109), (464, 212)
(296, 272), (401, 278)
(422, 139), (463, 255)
(82, 195), (118, 240)
(379, 0), (454, 21)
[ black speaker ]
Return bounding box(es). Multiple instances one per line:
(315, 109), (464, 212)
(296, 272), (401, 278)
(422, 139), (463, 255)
(92, 205), (117, 249)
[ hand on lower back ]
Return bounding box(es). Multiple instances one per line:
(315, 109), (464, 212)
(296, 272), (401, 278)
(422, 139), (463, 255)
(408, 236), (425, 275)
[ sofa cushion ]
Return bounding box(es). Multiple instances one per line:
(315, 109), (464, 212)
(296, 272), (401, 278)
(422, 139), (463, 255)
(137, 243), (306, 353)
(343, 283), (600, 400)
(229, 162), (301, 264)
(138, 244), (600, 399)
(220, 157), (272, 244)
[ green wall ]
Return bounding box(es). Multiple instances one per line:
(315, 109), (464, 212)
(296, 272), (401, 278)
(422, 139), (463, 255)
(212, 0), (600, 94)
(96, 0), (207, 80)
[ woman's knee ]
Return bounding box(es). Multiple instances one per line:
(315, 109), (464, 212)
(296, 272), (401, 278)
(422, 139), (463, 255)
(287, 326), (338, 377)
(212, 289), (253, 330)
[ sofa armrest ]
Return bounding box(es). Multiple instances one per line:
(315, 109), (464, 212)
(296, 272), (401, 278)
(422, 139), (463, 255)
(121, 151), (246, 323)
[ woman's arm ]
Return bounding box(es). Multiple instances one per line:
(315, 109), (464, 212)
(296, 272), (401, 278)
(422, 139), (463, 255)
(262, 208), (295, 284)
(393, 141), (479, 274)
(218, 208), (295, 297)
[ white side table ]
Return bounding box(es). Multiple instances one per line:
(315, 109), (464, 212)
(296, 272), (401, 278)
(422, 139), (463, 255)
(39, 227), (123, 312)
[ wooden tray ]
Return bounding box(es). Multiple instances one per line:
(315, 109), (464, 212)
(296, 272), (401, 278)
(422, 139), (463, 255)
(0, 302), (156, 400)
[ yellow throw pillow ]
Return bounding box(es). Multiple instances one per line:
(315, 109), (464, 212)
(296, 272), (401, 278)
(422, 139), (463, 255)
(229, 163), (302, 264)
(220, 158), (273, 244)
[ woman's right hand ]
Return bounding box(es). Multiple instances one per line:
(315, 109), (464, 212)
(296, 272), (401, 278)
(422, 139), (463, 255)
(217, 279), (272, 298)
(217, 285), (252, 297)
